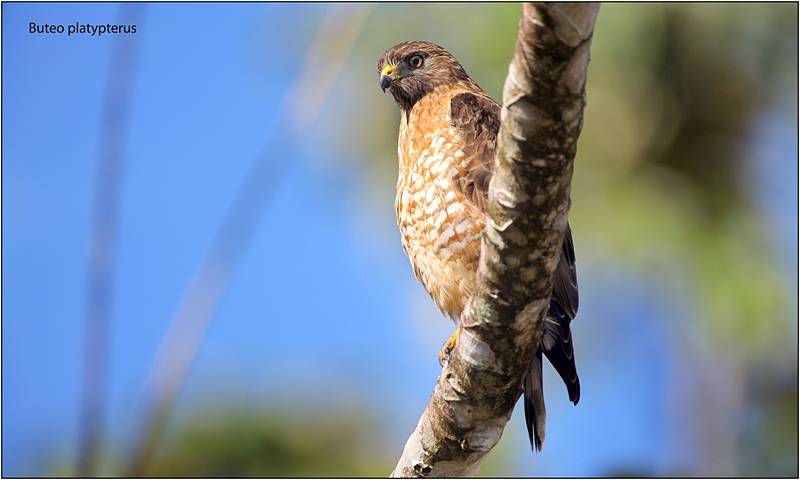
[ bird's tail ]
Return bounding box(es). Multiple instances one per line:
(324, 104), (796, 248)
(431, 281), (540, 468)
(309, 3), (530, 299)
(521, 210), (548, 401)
(523, 349), (546, 452)
(523, 298), (581, 452)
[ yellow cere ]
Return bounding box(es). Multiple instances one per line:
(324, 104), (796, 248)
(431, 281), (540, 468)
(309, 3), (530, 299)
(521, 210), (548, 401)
(381, 65), (394, 76)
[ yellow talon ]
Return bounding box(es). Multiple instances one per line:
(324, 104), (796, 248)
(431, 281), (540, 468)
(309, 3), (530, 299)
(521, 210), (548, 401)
(439, 327), (461, 366)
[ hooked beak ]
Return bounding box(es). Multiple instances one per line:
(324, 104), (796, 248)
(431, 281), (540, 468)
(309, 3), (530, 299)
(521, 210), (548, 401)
(379, 65), (397, 92)
(380, 74), (394, 92)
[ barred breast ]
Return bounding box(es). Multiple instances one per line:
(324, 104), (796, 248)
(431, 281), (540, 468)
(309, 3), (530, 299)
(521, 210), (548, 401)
(395, 92), (486, 322)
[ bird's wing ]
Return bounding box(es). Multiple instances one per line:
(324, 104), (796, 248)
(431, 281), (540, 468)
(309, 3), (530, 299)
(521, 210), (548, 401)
(448, 91), (501, 212)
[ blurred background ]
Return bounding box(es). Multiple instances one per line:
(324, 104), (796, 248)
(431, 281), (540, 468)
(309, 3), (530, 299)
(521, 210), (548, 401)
(2, 2), (797, 477)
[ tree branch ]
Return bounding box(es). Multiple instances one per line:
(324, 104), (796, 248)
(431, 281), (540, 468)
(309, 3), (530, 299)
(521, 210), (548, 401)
(391, 3), (599, 477)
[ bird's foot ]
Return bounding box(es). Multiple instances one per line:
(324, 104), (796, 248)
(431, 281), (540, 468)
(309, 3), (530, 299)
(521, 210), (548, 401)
(439, 327), (461, 366)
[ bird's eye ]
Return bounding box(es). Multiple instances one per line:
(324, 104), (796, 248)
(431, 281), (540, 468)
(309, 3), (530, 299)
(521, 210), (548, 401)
(409, 55), (424, 68)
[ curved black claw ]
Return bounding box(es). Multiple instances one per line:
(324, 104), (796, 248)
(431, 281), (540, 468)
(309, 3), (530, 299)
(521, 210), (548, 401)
(439, 330), (459, 366)
(439, 342), (452, 366)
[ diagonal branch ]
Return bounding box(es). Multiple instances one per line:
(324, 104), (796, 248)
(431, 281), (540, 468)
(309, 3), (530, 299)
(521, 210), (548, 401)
(391, 3), (599, 477)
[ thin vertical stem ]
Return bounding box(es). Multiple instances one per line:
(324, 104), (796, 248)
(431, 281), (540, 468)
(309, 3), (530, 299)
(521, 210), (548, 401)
(78, 4), (146, 476)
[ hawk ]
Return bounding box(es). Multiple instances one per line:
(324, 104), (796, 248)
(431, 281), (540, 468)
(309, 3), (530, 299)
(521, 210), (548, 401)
(377, 41), (580, 452)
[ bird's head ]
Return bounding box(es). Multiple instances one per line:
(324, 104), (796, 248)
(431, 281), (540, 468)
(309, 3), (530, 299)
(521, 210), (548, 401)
(377, 41), (472, 112)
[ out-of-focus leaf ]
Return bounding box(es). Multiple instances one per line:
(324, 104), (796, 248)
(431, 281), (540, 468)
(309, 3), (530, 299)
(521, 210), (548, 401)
(144, 404), (393, 477)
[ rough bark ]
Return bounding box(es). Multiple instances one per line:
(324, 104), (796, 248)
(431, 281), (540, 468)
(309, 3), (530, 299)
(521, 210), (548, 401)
(391, 3), (599, 477)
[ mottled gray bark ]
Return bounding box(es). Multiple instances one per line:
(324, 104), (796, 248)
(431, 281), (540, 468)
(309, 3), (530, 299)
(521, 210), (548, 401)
(391, 3), (599, 477)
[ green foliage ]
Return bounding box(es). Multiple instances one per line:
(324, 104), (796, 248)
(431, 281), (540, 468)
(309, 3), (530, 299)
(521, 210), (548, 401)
(143, 405), (393, 477)
(576, 3), (796, 360)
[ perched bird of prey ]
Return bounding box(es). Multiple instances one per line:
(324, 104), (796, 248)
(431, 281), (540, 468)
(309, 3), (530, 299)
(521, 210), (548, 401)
(377, 41), (580, 452)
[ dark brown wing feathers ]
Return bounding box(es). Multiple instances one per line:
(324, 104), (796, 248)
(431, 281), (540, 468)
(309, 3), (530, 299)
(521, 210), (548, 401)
(449, 92), (500, 212)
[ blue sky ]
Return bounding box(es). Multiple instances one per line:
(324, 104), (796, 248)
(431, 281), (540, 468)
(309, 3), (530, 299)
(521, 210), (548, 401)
(2, 3), (796, 477)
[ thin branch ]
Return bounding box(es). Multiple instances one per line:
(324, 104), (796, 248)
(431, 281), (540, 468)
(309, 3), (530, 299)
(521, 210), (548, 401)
(78, 4), (146, 476)
(391, 3), (599, 477)
(123, 4), (373, 475)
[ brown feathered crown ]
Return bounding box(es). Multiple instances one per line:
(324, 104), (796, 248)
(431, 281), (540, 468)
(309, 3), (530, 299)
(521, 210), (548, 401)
(377, 41), (477, 112)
